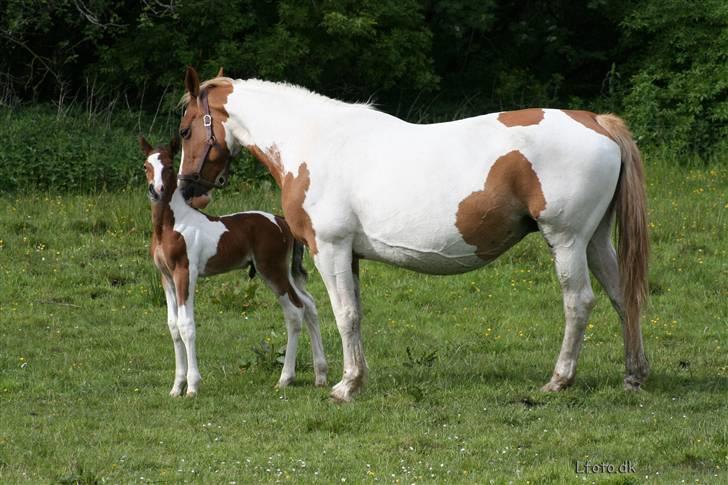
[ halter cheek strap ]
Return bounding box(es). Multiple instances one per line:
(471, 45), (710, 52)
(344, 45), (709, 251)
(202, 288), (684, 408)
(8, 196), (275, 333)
(178, 88), (231, 189)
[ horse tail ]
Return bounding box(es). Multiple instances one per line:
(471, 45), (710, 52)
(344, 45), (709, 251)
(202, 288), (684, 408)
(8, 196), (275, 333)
(596, 114), (650, 348)
(291, 238), (309, 289)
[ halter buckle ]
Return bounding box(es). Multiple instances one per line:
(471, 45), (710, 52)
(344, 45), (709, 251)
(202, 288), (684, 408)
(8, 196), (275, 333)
(203, 114), (212, 127)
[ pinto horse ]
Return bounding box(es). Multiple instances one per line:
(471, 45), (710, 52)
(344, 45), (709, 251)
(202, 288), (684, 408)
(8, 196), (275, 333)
(176, 67), (649, 402)
(141, 136), (327, 396)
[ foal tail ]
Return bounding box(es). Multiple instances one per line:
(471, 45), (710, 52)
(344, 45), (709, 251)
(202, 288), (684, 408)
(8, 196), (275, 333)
(291, 239), (309, 289)
(596, 114), (650, 340)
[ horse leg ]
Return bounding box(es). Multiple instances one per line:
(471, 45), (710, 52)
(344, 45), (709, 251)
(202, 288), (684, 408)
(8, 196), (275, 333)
(314, 241), (366, 402)
(542, 241), (596, 391)
(276, 293), (304, 388)
(587, 212), (649, 390)
(162, 275), (187, 396)
(175, 268), (201, 396)
(297, 287), (328, 386)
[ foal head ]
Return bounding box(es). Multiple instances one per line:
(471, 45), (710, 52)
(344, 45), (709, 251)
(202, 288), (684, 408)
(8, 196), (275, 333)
(140, 136), (180, 204)
(177, 66), (238, 202)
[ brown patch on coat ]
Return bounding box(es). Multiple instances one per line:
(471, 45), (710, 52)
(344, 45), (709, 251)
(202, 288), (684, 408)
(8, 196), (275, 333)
(146, 147), (192, 305)
(248, 144), (284, 188)
(497, 109), (545, 127)
(455, 150), (546, 262)
(281, 163), (318, 255)
(150, 212), (191, 306)
(562, 110), (610, 138)
(178, 80), (235, 184)
(203, 213), (303, 308)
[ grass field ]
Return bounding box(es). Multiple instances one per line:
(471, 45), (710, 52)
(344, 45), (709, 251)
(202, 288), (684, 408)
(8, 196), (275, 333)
(0, 153), (726, 483)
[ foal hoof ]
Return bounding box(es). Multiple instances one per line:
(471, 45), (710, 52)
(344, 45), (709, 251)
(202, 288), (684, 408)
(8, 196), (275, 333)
(276, 376), (295, 389)
(541, 375), (572, 392)
(169, 383), (186, 397)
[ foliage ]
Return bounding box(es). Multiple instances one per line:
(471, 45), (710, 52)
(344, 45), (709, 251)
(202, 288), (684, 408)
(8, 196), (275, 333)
(1, 0), (726, 159)
(620, 0), (728, 154)
(0, 104), (267, 193)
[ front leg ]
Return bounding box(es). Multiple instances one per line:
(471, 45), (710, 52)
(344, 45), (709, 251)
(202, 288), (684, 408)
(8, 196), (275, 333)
(175, 267), (201, 396)
(162, 275), (187, 396)
(314, 240), (367, 403)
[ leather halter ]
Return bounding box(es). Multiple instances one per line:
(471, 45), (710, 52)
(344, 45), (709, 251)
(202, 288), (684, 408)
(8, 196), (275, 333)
(177, 88), (230, 189)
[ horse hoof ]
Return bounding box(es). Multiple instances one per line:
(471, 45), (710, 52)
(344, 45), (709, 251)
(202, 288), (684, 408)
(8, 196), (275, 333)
(623, 376), (645, 391)
(330, 382), (354, 403)
(277, 376), (295, 389)
(541, 379), (571, 392)
(185, 390), (198, 398)
(315, 376), (328, 387)
(169, 389), (183, 397)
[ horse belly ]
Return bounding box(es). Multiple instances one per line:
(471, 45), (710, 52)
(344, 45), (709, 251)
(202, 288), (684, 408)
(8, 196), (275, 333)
(352, 228), (492, 275)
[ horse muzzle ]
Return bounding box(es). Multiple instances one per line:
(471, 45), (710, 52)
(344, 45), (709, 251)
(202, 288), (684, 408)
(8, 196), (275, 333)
(148, 184), (162, 202)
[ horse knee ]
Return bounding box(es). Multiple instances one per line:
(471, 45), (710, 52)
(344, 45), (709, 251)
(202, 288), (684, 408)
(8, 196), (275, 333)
(177, 318), (196, 341)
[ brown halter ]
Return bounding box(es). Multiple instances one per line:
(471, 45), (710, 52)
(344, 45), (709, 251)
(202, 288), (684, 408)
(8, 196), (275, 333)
(178, 88), (231, 189)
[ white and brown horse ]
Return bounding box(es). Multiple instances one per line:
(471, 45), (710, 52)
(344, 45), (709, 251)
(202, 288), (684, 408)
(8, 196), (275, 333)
(141, 136), (327, 396)
(176, 67), (649, 402)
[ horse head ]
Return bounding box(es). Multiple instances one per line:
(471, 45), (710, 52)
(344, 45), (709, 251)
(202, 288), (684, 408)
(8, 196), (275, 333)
(177, 66), (237, 203)
(140, 135), (179, 204)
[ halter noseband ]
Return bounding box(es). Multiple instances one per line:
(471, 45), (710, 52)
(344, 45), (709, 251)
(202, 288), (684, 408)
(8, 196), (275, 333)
(178, 88), (231, 190)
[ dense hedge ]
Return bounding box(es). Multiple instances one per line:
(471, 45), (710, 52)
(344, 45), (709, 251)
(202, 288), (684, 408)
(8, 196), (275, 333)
(0, 106), (268, 193)
(2, 0), (726, 156)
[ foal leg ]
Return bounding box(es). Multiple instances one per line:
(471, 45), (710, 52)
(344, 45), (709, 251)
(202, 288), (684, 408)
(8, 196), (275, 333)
(587, 214), (649, 390)
(297, 287), (328, 386)
(175, 268), (201, 396)
(276, 293), (304, 388)
(162, 275), (187, 396)
(314, 240), (366, 402)
(542, 241), (596, 392)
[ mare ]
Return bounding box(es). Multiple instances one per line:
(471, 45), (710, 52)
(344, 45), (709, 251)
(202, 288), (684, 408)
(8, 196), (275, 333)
(176, 68), (649, 402)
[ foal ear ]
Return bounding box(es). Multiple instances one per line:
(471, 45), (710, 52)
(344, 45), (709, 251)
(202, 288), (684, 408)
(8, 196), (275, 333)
(185, 66), (200, 98)
(217, 66), (224, 77)
(169, 135), (180, 157)
(139, 135), (153, 156)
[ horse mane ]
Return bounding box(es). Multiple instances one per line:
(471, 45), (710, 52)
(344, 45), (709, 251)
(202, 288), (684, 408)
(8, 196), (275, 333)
(179, 77), (375, 110)
(179, 77), (235, 107)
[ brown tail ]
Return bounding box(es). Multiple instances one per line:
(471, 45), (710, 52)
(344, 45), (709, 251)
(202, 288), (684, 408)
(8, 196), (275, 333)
(596, 114), (650, 351)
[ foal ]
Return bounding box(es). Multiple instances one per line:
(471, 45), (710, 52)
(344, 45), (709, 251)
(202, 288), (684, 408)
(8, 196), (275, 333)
(141, 136), (327, 396)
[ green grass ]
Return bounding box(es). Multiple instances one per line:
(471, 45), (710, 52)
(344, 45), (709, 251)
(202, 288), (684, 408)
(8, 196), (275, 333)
(0, 155), (726, 483)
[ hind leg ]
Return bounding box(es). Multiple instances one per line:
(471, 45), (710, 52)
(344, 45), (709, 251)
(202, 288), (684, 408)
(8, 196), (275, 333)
(587, 214), (649, 390)
(542, 241), (596, 391)
(296, 288), (328, 386)
(276, 293), (304, 388)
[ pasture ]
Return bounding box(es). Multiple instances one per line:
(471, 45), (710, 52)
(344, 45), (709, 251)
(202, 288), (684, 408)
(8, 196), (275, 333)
(0, 152), (726, 482)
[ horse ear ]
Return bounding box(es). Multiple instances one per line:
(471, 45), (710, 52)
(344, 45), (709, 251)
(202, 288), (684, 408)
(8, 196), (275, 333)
(139, 135), (153, 156)
(169, 135), (180, 157)
(185, 66), (200, 98)
(217, 66), (224, 77)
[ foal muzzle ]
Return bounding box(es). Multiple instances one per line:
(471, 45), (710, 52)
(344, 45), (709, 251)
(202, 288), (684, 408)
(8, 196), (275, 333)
(148, 184), (162, 202)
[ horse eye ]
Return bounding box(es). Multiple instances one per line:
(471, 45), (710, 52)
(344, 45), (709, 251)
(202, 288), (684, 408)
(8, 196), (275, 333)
(179, 127), (191, 139)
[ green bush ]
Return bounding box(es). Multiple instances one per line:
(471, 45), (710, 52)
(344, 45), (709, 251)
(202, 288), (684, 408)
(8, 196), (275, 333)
(0, 105), (269, 193)
(621, 0), (728, 155)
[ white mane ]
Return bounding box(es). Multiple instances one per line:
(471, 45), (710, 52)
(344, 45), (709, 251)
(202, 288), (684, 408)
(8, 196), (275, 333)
(239, 78), (376, 110)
